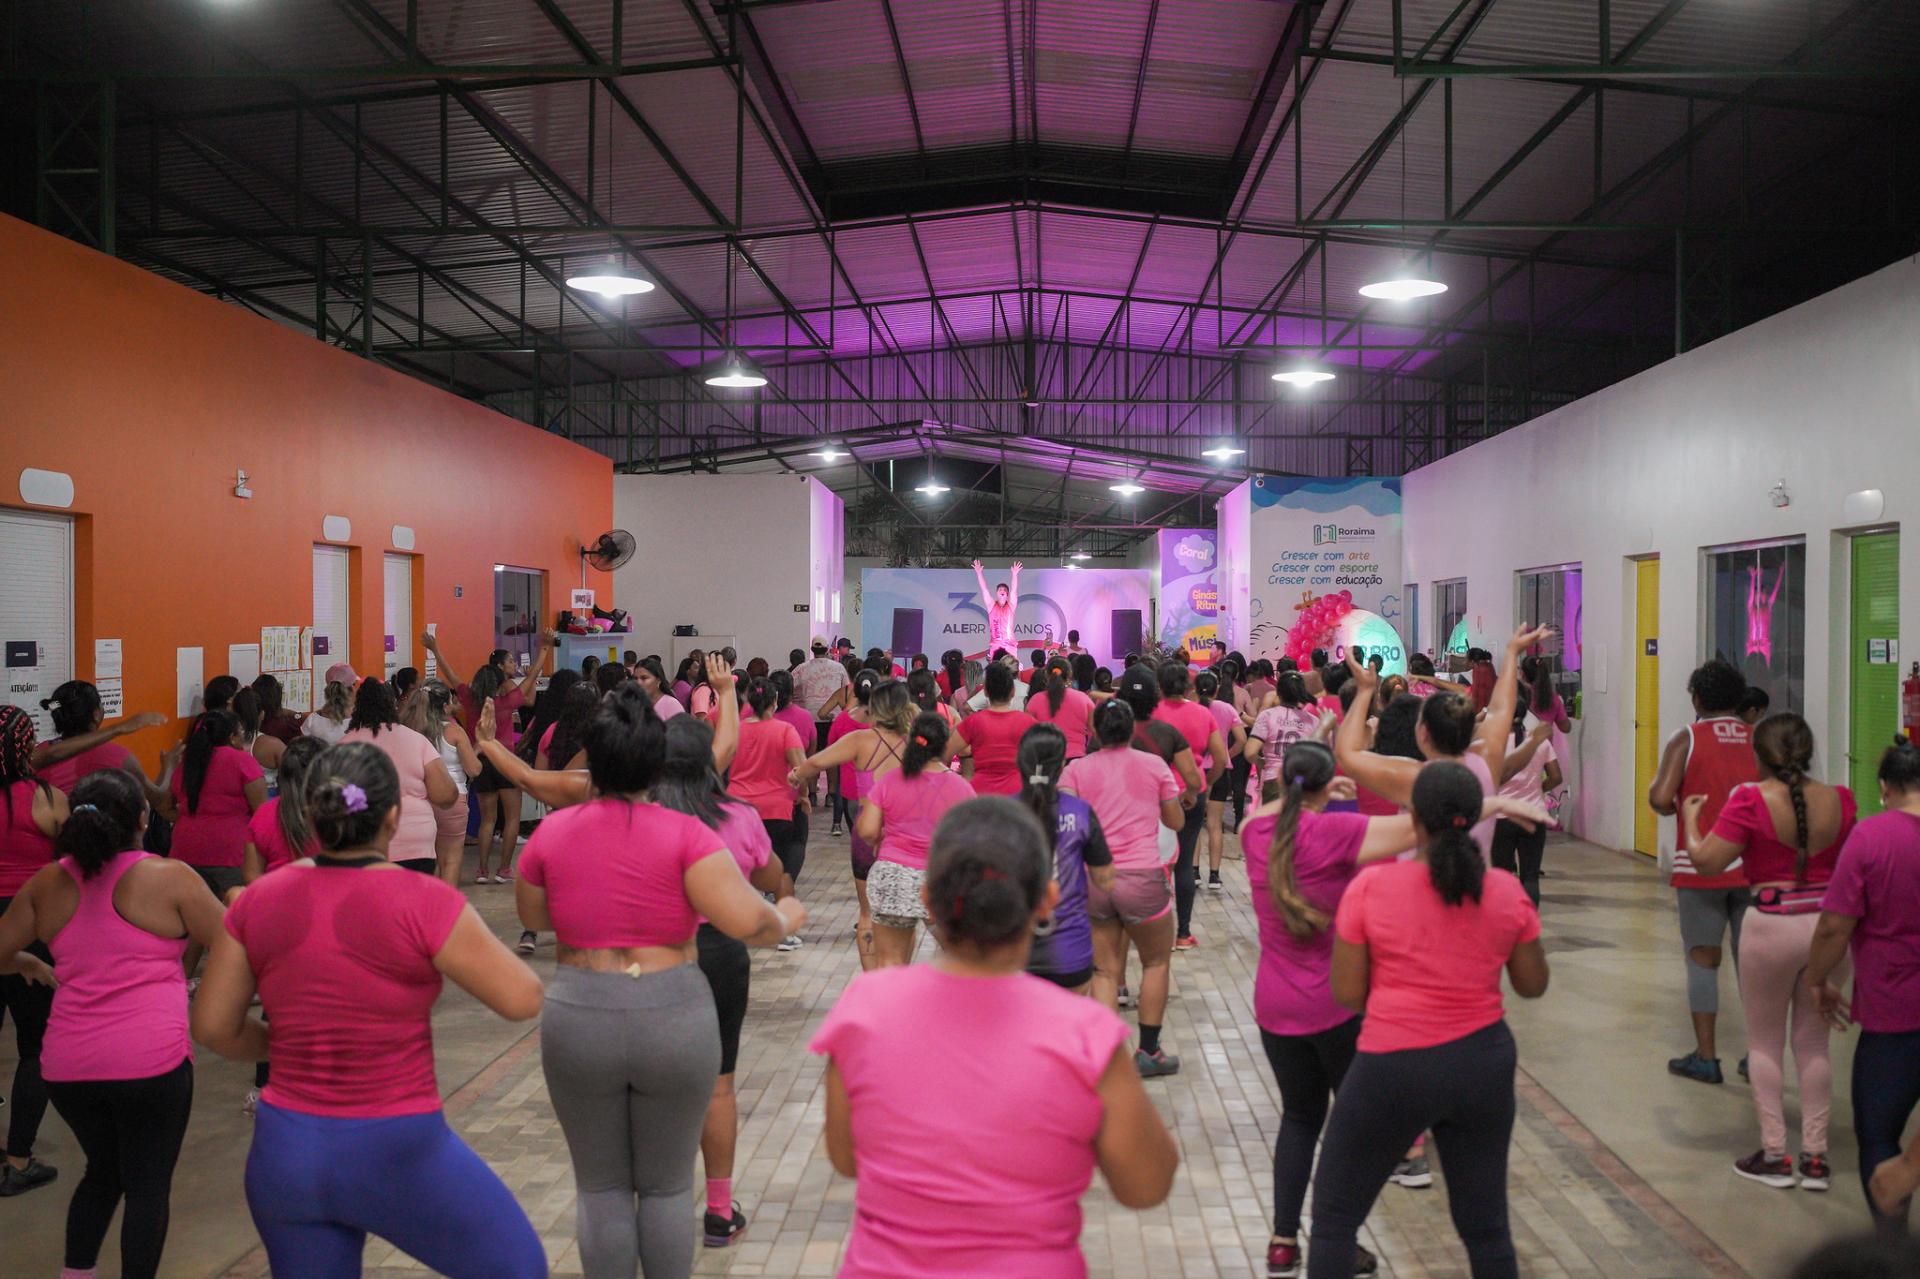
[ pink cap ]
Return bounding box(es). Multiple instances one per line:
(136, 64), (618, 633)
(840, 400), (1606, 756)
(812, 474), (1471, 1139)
(323, 662), (359, 687)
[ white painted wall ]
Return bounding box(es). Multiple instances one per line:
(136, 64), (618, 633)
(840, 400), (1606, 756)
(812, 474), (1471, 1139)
(612, 474), (843, 666)
(1402, 254), (1920, 850)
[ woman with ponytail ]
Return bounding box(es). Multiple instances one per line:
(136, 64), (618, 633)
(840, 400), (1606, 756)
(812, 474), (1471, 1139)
(36, 680), (174, 802)
(166, 709), (267, 903)
(194, 742), (548, 1279)
(0, 766), (224, 1270)
(955, 662), (1036, 796)
(1306, 762), (1548, 1279)
(1243, 743), (1546, 1278)
(855, 712), (975, 967)
(243, 736), (324, 884)
(1247, 671), (1322, 802)
(1026, 655), (1095, 759)
(1806, 736), (1920, 1224)
(1195, 670), (1245, 892)
(1683, 711), (1856, 1190)
(726, 676), (810, 934)
(1015, 724), (1114, 993)
(811, 797), (1176, 1277)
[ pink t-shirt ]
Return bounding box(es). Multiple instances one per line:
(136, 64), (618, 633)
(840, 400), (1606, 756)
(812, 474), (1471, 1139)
(956, 708), (1035, 796)
(1497, 736), (1559, 808)
(1450, 752), (1498, 862)
(517, 799), (725, 948)
(728, 718), (804, 821)
(340, 724), (444, 864)
(1242, 809), (1368, 1037)
(37, 741), (136, 793)
(459, 685), (527, 750)
(698, 803), (774, 926)
(651, 694), (686, 721)
(809, 965), (1131, 1279)
(1203, 698), (1238, 749)
(1335, 859), (1540, 1053)
(1059, 747), (1180, 870)
(42, 851), (192, 1083)
(246, 798), (315, 875)
(1153, 699), (1218, 784)
(1027, 688), (1095, 759)
(1822, 812), (1920, 1033)
(1711, 783), (1856, 887)
(866, 768), (976, 870)
(225, 863), (467, 1117)
(170, 746), (264, 868)
(775, 703), (816, 752)
(0, 780), (56, 896)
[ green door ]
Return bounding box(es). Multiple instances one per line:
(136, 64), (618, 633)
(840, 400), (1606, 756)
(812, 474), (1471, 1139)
(1851, 532), (1900, 814)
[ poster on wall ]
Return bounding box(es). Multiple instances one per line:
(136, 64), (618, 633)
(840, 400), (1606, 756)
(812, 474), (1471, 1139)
(1245, 477), (1405, 671)
(859, 568), (1154, 669)
(1157, 530), (1219, 656)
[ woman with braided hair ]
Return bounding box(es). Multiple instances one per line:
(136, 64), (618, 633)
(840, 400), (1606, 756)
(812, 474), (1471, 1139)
(1683, 711), (1857, 1191)
(1014, 723), (1113, 994)
(1243, 741), (1548, 1279)
(0, 703), (68, 1194)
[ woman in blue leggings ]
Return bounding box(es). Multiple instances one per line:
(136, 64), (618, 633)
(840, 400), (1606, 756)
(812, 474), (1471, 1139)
(193, 741), (547, 1278)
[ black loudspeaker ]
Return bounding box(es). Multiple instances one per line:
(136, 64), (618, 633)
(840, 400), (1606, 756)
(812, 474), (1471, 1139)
(1110, 609), (1143, 659)
(890, 608), (924, 656)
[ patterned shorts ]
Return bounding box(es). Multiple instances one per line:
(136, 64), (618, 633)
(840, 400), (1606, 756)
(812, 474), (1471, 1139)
(867, 859), (928, 928)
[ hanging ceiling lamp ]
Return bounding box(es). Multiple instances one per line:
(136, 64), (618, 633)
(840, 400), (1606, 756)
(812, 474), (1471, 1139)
(1271, 368), (1337, 388)
(1201, 444), (1248, 460)
(565, 266), (654, 298)
(1109, 481), (1145, 496)
(704, 355), (767, 388)
(1358, 271), (1447, 302)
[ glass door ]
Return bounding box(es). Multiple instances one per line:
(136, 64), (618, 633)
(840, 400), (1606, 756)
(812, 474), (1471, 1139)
(494, 567), (545, 672)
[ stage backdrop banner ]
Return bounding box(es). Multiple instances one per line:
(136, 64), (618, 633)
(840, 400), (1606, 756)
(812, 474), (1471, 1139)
(859, 568), (1153, 669)
(1157, 529), (1218, 655)
(1245, 477), (1405, 666)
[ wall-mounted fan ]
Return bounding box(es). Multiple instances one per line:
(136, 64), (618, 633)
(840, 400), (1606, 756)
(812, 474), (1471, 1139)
(581, 530), (635, 579)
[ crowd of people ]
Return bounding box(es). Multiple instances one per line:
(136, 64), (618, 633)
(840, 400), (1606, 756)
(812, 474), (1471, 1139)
(0, 619), (1913, 1278)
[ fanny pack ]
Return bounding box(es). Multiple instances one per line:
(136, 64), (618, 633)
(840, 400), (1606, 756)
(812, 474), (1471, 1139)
(1753, 885), (1826, 916)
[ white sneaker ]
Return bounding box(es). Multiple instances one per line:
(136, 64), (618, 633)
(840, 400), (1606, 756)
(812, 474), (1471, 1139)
(777, 935), (802, 952)
(243, 1089), (260, 1116)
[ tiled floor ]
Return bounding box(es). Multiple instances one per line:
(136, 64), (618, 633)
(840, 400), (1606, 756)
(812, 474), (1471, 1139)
(2, 832), (1886, 1277)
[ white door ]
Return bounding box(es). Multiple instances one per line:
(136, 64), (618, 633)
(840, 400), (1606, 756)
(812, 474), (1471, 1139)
(383, 553), (414, 679)
(312, 545), (351, 678)
(0, 510), (74, 739)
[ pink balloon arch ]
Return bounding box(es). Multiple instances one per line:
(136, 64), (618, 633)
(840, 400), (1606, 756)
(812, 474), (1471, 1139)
(1285, 590), (1355, 665)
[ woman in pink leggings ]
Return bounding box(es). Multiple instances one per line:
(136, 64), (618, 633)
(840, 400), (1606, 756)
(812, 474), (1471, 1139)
(1684, 712), (1856, 1191)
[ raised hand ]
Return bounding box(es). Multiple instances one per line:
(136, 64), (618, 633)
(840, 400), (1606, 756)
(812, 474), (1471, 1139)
(1345, 648), (1378, 693)
(971, 559), (984, 573)
(477, 700), (497, 744)
(1507, 623), (1554, 654)
(705, 654), (735, 693)
(1010, 560), (1023, 574)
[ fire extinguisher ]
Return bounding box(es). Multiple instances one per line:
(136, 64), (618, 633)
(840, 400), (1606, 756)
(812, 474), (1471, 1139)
(1904, 662), (1920, 742)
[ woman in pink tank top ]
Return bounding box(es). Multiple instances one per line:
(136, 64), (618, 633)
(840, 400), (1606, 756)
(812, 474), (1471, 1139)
(0, 766), (224, 1279)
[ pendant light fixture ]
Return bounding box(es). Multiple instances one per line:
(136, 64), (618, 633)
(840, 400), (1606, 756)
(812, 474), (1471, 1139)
(565, 265), (655, 298)
(703, 224), (766, 388)
(1109, 481), (1145, 497)
(1271, 368), (1337, 388)
(1201, 444), (1248, 460)
(1360, 74), (1447, 303)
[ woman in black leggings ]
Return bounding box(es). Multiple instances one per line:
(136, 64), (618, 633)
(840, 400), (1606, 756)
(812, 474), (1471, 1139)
(1307, 762), (1550, 1279)
(0, 767), (225, 1277)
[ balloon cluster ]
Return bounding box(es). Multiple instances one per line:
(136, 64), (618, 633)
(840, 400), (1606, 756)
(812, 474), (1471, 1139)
(1285, 590), (1354, 664)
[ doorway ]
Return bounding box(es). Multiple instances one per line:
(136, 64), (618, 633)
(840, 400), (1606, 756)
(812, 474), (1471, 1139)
(312, 544), (351, 678)
(384, 553), (415, 680)
(0, 509), (74, 738)
(494, 567), (544, 671)
(1850, 531), (1900, 815)
(1632, 557), (1660, 856)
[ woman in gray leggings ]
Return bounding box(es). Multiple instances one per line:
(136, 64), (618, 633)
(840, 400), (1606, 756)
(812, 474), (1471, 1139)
(514, 685), (805, 1279)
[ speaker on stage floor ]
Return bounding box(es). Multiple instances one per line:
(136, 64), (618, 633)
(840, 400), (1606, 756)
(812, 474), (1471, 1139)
(890, 608), (924, 657)
(1110, 609), (1143, 660)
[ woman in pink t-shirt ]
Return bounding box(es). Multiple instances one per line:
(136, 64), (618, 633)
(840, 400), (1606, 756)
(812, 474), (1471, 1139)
(515, 685), (802, 1279)
(651, 713), (784, 1247)
(1060, 698), (1188, 1078)
(0, 765), (223, 1276)
(855, 712), (976, 967)
(1306, 762), (1549, 1279)
(35, 680), (175, 804)
(165, 711), (267, 921)
(955, 663), (1036, 796)
(424, 628), (554, 885)
(1247, 672), (1323, 802)
(194, 741), (547, 1279)
(728, 678), (809, 903)
(1151, 663), (1228, 952)
(812, 795), (1177, 1278)
(0, 704), (69, 1194)
(243, 736), (325, 883)
(339, 679), (461, 876)
(1195, 670), (1246, 894)
(1028, 658), (1095, 759)
(1683, 712), (1857, 1191)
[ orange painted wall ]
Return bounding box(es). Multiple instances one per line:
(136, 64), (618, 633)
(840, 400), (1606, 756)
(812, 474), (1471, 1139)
(0, 215), (613, 768)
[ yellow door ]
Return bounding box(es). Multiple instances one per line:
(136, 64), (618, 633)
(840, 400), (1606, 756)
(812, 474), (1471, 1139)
(1633, 558), (1660, 855)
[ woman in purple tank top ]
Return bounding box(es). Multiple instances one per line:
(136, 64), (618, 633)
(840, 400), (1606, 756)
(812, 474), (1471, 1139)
(1015, 724), (1115, 994)
(0, 767), (225, 1279)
